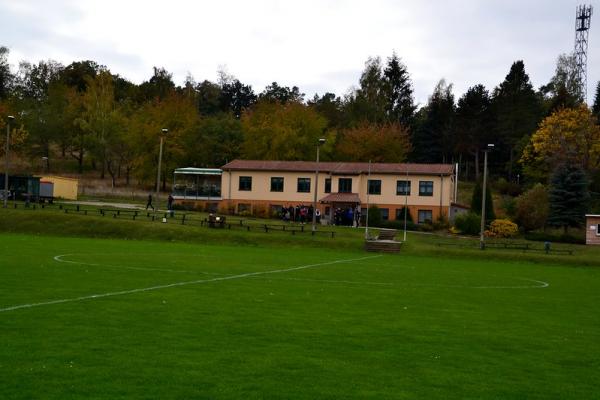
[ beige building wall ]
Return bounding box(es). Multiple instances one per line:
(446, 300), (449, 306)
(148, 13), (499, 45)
(221, 169), (454, 220)
(40, 176), (79, 200)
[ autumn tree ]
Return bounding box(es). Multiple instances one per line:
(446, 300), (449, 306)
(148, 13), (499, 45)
(241, 100), (331, 161)
(336, 122), (411, 163)
(521, 105), (600, 179)
(129, 91), (198, 189)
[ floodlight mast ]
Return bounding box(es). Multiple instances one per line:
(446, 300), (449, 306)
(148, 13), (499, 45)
(574, 5), (593, 101)
(3, 115), (15, 208)
(312, 138), (326, 232)
(479, 144), (494, 250)
(156, 128), (168, 211)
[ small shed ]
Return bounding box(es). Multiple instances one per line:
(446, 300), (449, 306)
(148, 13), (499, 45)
(39, 176), (79, 200)
(585, 214), (600, 245)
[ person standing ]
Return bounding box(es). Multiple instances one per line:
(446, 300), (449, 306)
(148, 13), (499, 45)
(146, 194), (155, 211)
(167, 194), (174, 216)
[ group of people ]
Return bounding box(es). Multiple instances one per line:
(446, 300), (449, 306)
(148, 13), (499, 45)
(333, 206), (361, 227)
(279, 204), (361, 227)
(281, 205), (320, 224)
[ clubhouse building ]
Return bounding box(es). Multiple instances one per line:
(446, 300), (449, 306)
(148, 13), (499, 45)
(172, 160), (457, 224)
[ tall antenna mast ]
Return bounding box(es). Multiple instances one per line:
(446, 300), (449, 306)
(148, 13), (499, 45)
(574, 4), (593, 102)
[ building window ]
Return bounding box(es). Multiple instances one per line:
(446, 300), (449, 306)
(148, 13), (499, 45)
(597, 224), (600, 236)
(368, 180), (381, 195)
(418, 210), (433, 224)
(380, 208), (389, 221)
(396, 207), (411, 221)
(239, 176), (252, 191)
(270, 177), (284, 192)
(338, 178), (352, 193)
(324, 178), (331, 193)
(397, 180), (411, 195)
(297, 178), (311, 193)
(419, 181), (433, 196)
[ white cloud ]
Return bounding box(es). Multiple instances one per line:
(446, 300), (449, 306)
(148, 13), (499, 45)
(1, 0), (598, 104)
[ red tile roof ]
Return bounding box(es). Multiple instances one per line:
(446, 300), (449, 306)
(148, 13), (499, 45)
(221, 160), (454, 175)
(320, 192), (361, 204)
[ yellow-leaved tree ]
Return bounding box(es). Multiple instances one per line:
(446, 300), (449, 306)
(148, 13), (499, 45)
(521, 105), (600, 179)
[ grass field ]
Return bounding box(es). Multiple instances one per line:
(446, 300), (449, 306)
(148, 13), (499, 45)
(1, 228), (599, 399)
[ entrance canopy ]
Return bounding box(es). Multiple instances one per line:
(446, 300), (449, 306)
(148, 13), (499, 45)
(320, 192), (360, 204)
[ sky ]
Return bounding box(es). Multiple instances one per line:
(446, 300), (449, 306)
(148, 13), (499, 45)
(1, 0), (598, 105)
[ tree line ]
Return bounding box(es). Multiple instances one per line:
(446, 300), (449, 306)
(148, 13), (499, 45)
(1, 46), (599, 193)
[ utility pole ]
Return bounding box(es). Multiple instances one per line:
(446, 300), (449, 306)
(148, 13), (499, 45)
(480, 144), (494, 250)
(3, 115), (14, 208)
(312, 138), (326, 232)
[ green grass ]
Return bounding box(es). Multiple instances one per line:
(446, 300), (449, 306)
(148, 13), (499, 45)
(1, 217), (600, 398)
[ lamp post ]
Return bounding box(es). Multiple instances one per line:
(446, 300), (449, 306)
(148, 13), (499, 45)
(156, 128), (168, 209)
(3, 115), (14, 208)
(312, 138), (326, 232)
(479, 143), (494, 250)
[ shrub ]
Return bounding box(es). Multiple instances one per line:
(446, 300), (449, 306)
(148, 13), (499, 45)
(515, 184), (549, 232)
(485, 219), (518, 238)
(368, 205), (382, 227)
(496, 177), (522, 196)
(454, 212), (481, 235)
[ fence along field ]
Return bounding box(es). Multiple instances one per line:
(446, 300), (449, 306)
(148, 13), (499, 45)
(1, 232), (599, 399)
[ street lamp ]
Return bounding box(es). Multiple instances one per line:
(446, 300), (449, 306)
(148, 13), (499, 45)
(479, 143), (494, 250)
(3, 115), (14, 208)
(156, 128), (168, 209)
(312, 138), (326, 232)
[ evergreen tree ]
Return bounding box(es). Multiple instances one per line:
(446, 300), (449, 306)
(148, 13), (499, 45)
(383, 53), (416, 127)
(593, 81), (600, 123)
(411, 79), (455, 163)
(547, 163), (590, 233)
(492, 61), (542, 179)
(470, 179), (495, 223)
(455, 85), (493, 180)
(0, 46), (12, 99)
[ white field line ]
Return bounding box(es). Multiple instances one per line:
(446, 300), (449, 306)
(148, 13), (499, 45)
(409, 278), (549, 289)
(53, 254), (223, 276)
(250, 276), (393, 286)
(0, 255), (382, 313)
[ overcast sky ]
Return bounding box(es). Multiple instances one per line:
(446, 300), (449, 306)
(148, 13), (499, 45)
(1, 0), (598, 105)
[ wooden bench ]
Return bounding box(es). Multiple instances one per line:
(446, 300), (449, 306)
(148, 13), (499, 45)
(365, 229), (401, 253)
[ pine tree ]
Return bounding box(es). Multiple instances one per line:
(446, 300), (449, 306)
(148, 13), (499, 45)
(383, 53), (416, 127)
(492, 61), (542, 179)
(547, 163), (590, 233)
(592, 81), (600, 123)
(411, 79), (455, 163)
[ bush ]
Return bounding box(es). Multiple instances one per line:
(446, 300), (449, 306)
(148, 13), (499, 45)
(485, 219), (518, 238)
(368, 205), (382, 227)
(500, 196), (517, 219)
(495, 177), (522, 196)
(454, 212), (481, 235)
(515, 184), (549, 232)
(380, 220), (418, 231)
